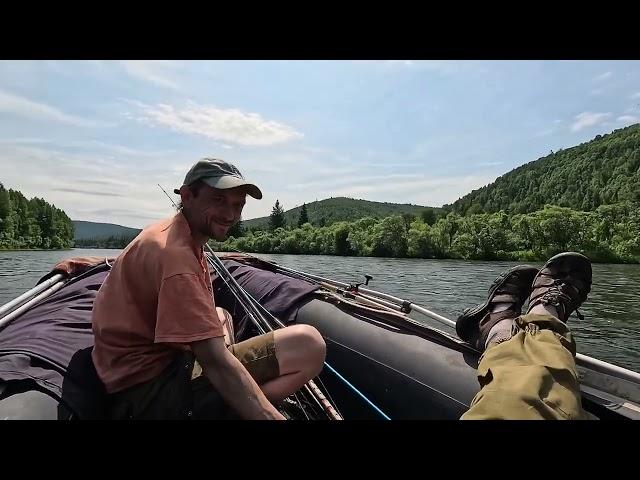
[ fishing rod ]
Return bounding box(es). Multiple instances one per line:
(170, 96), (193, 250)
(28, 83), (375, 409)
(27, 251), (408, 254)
(218, 248), (423, 317)
(269, 265), (404, 314)
(206, 250), (394, 421)
(204, 250), (343, 420)
(204, 248), (392, 420)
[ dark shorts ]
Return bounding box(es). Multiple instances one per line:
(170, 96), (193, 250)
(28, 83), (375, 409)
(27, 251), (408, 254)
(109, 332), (280, 420)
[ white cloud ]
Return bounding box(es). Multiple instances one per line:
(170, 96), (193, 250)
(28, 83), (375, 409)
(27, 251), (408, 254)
(617, 115), (639, 125)
(0, 89), (94, 127)
(385, 60), (415, 67)
(354, 60), (481, 75)
(64, 140), (175, 158)
(287, 173), (416, 191)
(0, 136), (499, 225)
(0, 137), (52, 145)
(119, 61), (180, 90)
(593, 71), (612, 82)
(136, 101), (303, 146)
(570, 112), (612, 132)
(360, 161), (424, 168)
(0, 143), (182, 227)
(533, 128), (555, 137)
(0, 137), (175, 159)
(412, 61), (474, 73)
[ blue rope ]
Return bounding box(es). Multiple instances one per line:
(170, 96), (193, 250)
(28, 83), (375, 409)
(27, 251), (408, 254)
(323, 362), (391, 420)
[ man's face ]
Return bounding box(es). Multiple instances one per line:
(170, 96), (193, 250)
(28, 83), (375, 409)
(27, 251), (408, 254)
(185, 184), (246, 241)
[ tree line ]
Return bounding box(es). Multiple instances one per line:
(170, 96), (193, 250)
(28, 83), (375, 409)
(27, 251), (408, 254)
(213, 201), (640, 264)
(0, 183), (74, 250)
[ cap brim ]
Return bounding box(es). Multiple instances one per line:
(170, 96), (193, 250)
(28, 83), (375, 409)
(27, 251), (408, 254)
(201, 175), (263, 200)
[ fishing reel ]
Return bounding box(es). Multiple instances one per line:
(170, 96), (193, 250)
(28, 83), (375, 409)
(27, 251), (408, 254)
(347, 274), (373, 293)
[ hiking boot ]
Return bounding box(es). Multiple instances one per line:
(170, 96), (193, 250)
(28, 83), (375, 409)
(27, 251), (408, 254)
(456, 265), (539, 351)
(525, 252), (592, 323)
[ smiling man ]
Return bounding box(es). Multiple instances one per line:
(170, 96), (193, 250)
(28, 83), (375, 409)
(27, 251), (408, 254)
(91, 158), (326, 420)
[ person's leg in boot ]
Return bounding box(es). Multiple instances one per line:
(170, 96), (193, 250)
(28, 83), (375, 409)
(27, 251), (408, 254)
(457, 253), (592, 419)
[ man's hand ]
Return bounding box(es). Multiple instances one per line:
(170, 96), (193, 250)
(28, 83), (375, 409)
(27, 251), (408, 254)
(191, 336), (285, 420)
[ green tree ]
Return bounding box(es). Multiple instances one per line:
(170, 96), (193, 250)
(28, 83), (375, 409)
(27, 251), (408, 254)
(297, 203), (309, 227)
(0, 186), (74, 250)
(0, 183), (12, 238)
(401, 213), (416, 233)
(269, 200), (286, 230)
(371, 216), (408, 257)
(332, 222), (353, 256)
(407, 220), (435, 258)
(421, 208), (437, 226)
(217, 204), (640, 264)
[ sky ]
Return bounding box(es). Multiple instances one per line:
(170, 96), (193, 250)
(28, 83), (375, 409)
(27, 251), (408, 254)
(0, 60), (639, 228)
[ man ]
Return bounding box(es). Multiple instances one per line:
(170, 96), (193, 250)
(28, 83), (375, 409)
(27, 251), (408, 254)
(91, 158), (326, 420)
(456, 252), (592, 419)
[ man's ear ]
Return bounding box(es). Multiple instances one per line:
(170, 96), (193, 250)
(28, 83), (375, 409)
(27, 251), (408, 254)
(179, 185), (192, 206)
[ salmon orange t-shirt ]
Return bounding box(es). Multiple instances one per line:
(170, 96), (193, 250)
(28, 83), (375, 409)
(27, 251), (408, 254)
(91, 212), (224, 393)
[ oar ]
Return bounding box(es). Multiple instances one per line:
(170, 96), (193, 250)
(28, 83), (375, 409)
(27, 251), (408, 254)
(0, 274), (66, 330)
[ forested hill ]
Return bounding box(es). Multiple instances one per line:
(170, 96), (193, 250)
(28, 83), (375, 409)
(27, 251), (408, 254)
(243, 197), (439, 229)
(449, 124), (640, 215)
(72, 220), (141, 241)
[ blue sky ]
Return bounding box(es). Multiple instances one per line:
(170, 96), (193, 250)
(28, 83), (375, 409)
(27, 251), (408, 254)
(0, 60), (639, 228)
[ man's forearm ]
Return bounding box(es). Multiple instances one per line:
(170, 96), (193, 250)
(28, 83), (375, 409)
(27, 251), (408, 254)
(201, 349), (285, 420)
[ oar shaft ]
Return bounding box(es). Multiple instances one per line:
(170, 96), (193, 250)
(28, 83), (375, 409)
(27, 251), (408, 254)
(0, 273), (65, 318)
(0, 280), (65, 329)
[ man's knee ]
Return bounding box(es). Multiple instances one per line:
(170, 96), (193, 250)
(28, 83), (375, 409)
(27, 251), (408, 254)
(295, 324), (326, 359)
(279, 324), (326, 374)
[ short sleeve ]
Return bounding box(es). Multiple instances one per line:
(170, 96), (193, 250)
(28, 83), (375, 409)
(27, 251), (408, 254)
(154, 273), (224, 344)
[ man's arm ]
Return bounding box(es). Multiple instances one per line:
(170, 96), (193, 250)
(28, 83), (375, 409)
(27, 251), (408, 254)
(191, 336), (285, 420)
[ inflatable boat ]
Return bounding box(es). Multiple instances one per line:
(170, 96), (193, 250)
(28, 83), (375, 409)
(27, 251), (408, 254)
(1, 253), (639, 420)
